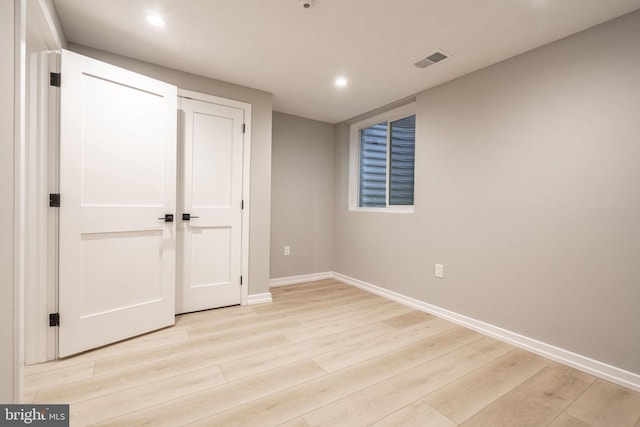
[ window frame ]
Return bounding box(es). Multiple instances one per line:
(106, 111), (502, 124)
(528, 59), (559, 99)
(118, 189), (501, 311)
(349, 103), (416, 213)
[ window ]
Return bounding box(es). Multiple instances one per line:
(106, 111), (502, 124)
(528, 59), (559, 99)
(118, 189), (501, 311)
(349, 104), (416, 212)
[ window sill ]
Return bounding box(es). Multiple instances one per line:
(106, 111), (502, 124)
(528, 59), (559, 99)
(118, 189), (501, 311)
(349, 206), (414, 214)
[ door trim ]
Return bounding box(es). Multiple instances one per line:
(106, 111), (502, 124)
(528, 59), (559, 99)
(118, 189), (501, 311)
(24, 0), (63, 365)
(178, 89), (251, 307)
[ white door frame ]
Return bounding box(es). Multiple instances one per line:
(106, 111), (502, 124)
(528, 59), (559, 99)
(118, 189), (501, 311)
(178, 89), (251, 306)
(24, 0), (63, 366)
(24, 49), (60, 364)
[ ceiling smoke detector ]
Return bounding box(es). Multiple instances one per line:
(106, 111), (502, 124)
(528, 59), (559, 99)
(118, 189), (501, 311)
(414, 51), (448, 69)
(300, 0), (315, 9)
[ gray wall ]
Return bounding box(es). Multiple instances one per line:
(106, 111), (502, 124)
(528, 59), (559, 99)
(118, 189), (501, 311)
(68, 44), (273, 296)
(334, 11), (640, 374)
(271, 112), (335, 279)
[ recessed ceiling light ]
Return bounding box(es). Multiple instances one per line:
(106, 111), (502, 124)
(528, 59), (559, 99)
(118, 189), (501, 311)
(299, 0), (316, 8)
(145, 15), (165, 27)
(335, 77), (347, 87)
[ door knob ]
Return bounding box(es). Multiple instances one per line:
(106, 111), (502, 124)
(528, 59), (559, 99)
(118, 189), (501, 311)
(182, 213), (199, 221)
(158, 214), (174, 222)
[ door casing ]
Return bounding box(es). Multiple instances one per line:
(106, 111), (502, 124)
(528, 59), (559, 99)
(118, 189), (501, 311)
(23, 0), (63, 365)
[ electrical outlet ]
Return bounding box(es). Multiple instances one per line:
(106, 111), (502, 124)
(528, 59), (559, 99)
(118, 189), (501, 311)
(435, 264), (444, 279)
(284, 245), (290, 256)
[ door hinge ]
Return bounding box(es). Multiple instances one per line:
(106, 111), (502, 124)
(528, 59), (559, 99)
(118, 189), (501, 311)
(49, 313), (60, 327)
(240, 276), (243, 286)
(241, 200), (244, 210)
(242, 123), (246, 134)
(50, 72), (61, 87)
(49, 193), (61, 207)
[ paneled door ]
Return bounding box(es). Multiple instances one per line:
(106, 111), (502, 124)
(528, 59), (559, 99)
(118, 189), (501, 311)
(177, 97), (245, 313)
(58, 50), (177, 357)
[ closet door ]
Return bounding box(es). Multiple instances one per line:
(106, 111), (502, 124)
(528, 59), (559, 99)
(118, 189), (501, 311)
(58, 50), (177, 357)
(176, 97), (244, 313)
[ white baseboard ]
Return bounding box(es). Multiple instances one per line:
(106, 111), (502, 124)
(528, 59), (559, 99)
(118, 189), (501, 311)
(269, 272), (334, 288)
(247, 292), (272, 305)
(332, 272), (640, 392)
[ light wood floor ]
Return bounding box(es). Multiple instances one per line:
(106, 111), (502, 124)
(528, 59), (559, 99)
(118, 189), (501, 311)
(25, 279), (640, 426)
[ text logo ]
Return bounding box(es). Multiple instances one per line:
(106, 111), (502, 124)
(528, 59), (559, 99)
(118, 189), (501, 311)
(1, 405), (69, 426)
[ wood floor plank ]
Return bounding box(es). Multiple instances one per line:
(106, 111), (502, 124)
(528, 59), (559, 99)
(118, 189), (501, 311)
(303, 333), (511, 427)
(316, 323), (479, 374)
(184, 315), (302, 339)
(189, 328), (488, 427)
(302, 345), (493, 427)
(249, 290), (380, 318)
(24, 360), (95, 395)
(92, 321), (297, 375)
(109, 333), (289, 376)
(271, 286), (376, 304)
(34, 334), (290, 404)
(460, 365), (592, 426)
(187, 346), (427, 426)
(548, 413), (593, 427)
(24, 326), (190, 375)
(271, 278), (341, 291)
(262, 282), (360, 305)
(547, 361), (597, 385)
(228, 292), (392, 331)
(466, 334), (515, 355)
(176, 309), (261, 336)
(564, 379), (640, 426)
(24, 280), (637, 426)
(276, 417), (311, 427)
(424, 348), (550, 423)
(370, 401), (456, 427)
(220, 322), (395, 381)
(174, 304), (257, 327)
(95, 359), (326, 427)
(294, 297), (397, 326)
(22, 392), (36, 404)
(284, 303), (414, 342)
(271, 284), (361, 301)
(70, 365), (227, 425)
(269, 279), (344, 296)
(311, 317), (458, 373)
(382, 310), (435, 329)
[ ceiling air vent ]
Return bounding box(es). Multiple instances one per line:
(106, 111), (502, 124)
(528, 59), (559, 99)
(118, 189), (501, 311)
(414, 51), (448, 69)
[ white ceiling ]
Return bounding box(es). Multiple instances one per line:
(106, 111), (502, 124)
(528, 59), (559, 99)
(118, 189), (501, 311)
(52, 0), (640, 124)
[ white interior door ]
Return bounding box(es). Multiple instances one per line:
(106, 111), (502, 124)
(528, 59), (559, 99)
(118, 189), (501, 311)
(177, 97), (244, 313)
(58, 50), (177, 357)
